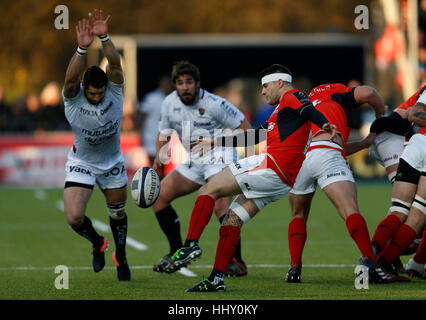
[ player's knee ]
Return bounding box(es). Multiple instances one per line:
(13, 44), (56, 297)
(198, 183), (218, 199)
(107, 201), (126, 220)
(66, 214), (84, 228)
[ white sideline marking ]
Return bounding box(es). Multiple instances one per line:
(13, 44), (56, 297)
(92, 219), (148, 251)
(0, 264), (358, 271)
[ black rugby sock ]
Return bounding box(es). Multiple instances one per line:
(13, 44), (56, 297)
(72, 216), (104, 248)
(110, 214), (128, 262)
(155, 206), (183, 253)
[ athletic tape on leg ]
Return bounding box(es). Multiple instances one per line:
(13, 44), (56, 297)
(389, 198), (411, 215)
(107, 201), (126, 219)
(412, 195), (426, 215)
(229, 201), (251, 224)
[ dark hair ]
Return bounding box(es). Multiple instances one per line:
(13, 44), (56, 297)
(83, 66), (108, 89)
(260, 64), (292, 79)
(171, 61), (201, 83)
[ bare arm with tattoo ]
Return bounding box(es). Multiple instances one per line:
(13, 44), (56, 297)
(407, 104), (426, 127)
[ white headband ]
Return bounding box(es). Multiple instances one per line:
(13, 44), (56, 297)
(261, 73), (292, 85)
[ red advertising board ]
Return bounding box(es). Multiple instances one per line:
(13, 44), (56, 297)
(0, 132), (186, 187)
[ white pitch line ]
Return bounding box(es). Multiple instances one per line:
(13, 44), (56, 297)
(0, 264), (359, 272)
(92, 219), (148, 251)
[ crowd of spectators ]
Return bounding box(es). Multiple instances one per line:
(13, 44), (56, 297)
(0, 82), (70, 133)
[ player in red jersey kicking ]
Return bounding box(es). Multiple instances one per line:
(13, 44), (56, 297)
(285, 83), (391, 284)
(163, 64), (337, 292)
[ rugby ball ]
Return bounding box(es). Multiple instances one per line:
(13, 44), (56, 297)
(131, 167), (161, 208)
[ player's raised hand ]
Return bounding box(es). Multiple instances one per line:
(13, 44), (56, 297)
(322, 123), (337, 142)
(76, 19), (93, 48)
(89, 9), (110, 36)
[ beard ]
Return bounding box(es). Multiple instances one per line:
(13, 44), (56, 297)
(178, 88), (199, 106)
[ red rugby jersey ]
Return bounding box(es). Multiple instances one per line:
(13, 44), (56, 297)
(263, 89), (314, 186)
(309, 83), (361, 150)
(396, 85), (426, 111)
(396, 85), (426, 134)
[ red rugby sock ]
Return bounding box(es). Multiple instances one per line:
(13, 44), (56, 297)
(346, 213), (375, 260)
(213, 226), (241, 271)
(372, 214), (401, 251)
(379, 224), (418, 264)
(413, 228), (426, 264)
(288, 217), (307, 266)
(186, 195), (215, 241)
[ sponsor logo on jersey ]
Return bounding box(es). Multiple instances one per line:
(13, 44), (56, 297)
(220, 101), (238, 118)
(293, 91), (311, 104)
(100, 101), (113, 115)
(79, 107), (98, 116)
(193, 121), (212, 127)
(81, 120), (120, 145)
(267, 122), (275, 132)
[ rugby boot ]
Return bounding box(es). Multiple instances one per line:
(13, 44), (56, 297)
(187, 277), (226, 293)
(92, 237), (108, 272)
(405, 258), (425, 279)
(225, 257), (248, 277)
(359, 256), (389, 284)
(376, 256), (410, 282)
(112, 251), (131, 281)
(285, 263), (302, 283)
(164, 244), (202, 274)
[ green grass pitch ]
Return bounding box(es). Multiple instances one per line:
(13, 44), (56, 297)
(0, 183), (425, 300)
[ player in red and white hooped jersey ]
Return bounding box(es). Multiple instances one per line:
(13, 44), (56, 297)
(373, 91), (426, 280)
(162, 64), (337, 292)
(287, 83), (390, 283)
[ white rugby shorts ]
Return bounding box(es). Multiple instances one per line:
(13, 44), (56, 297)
(65, 158), (128, 190)
(400, 134), (426, 173)
(291, 141), (355, 195)
(228, 153), (291, 210)
(369, 132), (405, 168)
(176, 146), (237, 185)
